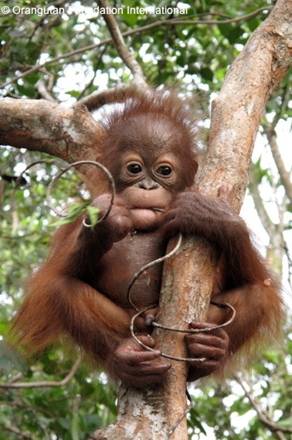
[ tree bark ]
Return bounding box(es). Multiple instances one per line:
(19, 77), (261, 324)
(0, 99), (102, 164)
(0, 99), (106, 189)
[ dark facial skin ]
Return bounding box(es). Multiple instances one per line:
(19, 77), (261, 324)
(118, 150), (180, 227)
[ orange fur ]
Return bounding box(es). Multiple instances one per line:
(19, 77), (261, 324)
(11, 87), (284, 380)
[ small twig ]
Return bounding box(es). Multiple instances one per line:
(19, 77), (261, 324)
(78, 72), (98, 101)
(271, 84), (290, 131)
(249, 166), (275, 234)
(0, 7), (270, 89)
(98, 0), (147, 88)
(37, 79), (56, 102)
(127, 231), (236, 362)
(261, 85), (292, 201)
(283, 243), (292, 285)
(46, 160), (116, 221)
(0, 355), (81, 389)
(168, 394), (191, 436)
(234, 375), (292, 439)
(8, 372), (23, 383)
(28, 0), (65, 40)
(264, 127), (292, 201)
(1, 232), (39, 240)
(78, 47), (107, 101)
(77, 70), (98, 101)
(130, 301), (236, 362)
(2, 424), (31, 440)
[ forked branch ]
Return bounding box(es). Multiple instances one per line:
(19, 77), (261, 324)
(0, 355), (81, 389)
(98, 0), (148, 88)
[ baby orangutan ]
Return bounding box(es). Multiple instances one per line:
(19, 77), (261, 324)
(12, 88), (282, 387)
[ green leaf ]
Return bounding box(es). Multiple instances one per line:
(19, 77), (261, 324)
(50, 201), (91, 226)
(189, 407), (207, 434)
(67, 90), (81, 98)
(122, 11), (138, 26)
(86, 206), (100, 227)
(263, 350), (280, 364)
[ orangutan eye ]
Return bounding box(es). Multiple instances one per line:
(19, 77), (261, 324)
(127, 163), (143, 174)
(156, 165), (172, 176)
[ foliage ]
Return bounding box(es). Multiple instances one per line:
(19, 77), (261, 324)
(0, 0), (291, 439)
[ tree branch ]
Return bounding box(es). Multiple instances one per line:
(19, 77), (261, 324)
(98, 0), (147, 88)
(250, 174), (286, 272)
(2, 424), (31, 440)
(235, 375), (292, 439)
(37, 79), (56, 102)
(265, 127), (292, 201)
(249, 166), (275, 234)
(262, 83), (292, 202)
(0, 355), (81, 389)
(200, 0), (292, 208)
(77, 47), (107, 101)
(271, 83), (290, 131)
(0, 98), (103, 164)
(0, 7), (270, 89)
